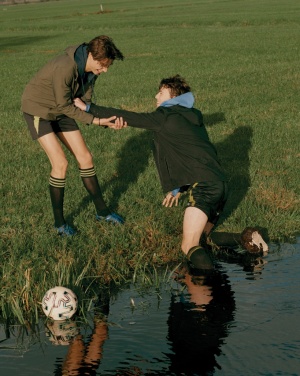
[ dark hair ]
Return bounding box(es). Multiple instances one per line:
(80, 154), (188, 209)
(159, 74), (191, 97)
(87, 35), (124, 65)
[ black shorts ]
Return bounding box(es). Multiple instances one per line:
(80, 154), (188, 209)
(23, 113), (79, 140)
(187, 181), (228, 224)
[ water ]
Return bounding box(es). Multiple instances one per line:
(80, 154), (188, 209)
(1, 238), (300, 375)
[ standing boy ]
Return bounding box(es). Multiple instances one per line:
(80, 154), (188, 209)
(22, 36), (125, 236)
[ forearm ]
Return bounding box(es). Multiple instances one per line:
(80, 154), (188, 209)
(88, 104), (163, 131)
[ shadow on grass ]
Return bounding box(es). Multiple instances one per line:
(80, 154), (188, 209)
(215, 125), (252, 223)
(201, 112), (252, 225)
(203, 112), (226, 126)
(67, 130), (152, 220)
(103, 130), (153, 208)
(0, 36), (59, 51)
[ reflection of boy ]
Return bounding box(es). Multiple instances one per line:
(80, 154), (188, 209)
(61, 319), (108, 375)
(74, 75), (267, 268)
(168, 266), (235, 374)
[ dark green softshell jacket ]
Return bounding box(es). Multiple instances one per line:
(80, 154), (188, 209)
(89, 103), (227, 192)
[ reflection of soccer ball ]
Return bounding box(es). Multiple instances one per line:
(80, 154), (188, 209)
(45, 319), (79, 346)
(42, 286), (78, 321)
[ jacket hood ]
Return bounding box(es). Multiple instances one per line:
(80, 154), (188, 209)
(160, 92), (203, 125)
(65, 44), (97, 97)
(74, 43), (88, 77)
(160, 92), (194, 108)
(65, 44), (89, 77)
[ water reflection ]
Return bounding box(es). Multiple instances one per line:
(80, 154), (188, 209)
(58, 319), (107, 375)
(167, 265), (235, 375)
(0, 251), (271, 376)
(47, 262), (239, 376)
(46, 320), (80, 347)
(214, 248), (268, 278)
(2, 241), (299, 375)
(50, 292), (109, 375)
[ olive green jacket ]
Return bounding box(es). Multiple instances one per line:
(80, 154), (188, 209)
(21, 45), (95, 124)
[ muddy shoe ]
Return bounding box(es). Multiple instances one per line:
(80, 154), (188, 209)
(187, 246), (215, 271)
(240, 227), (268, 253)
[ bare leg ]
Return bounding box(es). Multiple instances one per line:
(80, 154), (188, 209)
(56, 131), (93, 169)
(57, 131), (110, 215)
(38, 133), (69, 228)
(38, 130), (108, 229)
(181, 206), (208, 255)
(181, 207), (214, 271)
(38, 132), (68, 178)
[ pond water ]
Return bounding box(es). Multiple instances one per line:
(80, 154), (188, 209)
(1, 238), (299, 376)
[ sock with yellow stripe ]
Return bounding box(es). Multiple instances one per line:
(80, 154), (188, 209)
(80, 167), (110, 216)
(49, 175), (66, 228)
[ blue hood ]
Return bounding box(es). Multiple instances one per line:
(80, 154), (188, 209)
(160, 92), (194, 108)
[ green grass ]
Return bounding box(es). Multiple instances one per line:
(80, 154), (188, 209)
(0, 0), (299, 323)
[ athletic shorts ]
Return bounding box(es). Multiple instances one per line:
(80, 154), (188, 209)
(23, 113), (79, 140)
(187, 181), (228, 224)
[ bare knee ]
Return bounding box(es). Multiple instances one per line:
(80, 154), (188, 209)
(51, 158), (68, 178)
(76, 150), (93, 169)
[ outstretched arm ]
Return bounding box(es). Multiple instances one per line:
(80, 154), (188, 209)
(74, 99), (126, 129)
(74, 98), (164, 132)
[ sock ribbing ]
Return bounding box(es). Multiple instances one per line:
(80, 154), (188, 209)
(49, 176), (66, 188)
(79, 167), (96, 178)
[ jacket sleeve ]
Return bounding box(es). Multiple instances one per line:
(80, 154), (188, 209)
(51, 63), (94, 124)
(89, 104), (165, 131)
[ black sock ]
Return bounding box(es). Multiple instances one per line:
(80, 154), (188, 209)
(187, 246), (214, 270)
(97, 208), (112, 217)
(80, 167), (109, 215)
(49, 176), (66, 228)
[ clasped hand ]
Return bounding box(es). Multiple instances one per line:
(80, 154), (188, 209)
(106, 116), (127, 129)
(73, 98), (127, 129)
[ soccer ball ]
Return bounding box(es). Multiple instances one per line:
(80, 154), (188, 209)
(42, 286), (78, 321)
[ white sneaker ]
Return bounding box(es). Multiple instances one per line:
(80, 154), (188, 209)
(240, 227), (269, 253)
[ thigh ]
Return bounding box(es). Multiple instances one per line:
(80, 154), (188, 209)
(57, 130), (93, 168)
(38, 133), (67, 172)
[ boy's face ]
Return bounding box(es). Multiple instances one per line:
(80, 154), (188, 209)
(86, 53), (112, 75)
(155, 86), (173, 107)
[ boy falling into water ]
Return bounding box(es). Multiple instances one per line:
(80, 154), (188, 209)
(75, 75), (268, 269)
